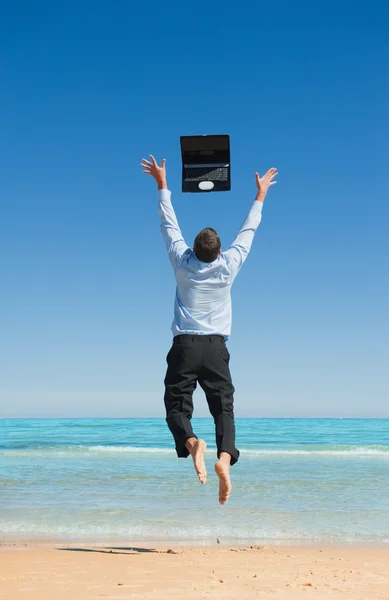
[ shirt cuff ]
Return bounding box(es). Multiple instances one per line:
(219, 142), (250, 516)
(158, 188), (171, 199)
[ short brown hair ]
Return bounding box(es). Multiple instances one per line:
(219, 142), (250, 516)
(193, 228), (221, 263)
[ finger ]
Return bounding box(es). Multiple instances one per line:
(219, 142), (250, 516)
(141, 158), (152, 165)
(143, 169), (151, 174)
(149, 154), (158, 166)
(140, 162), (151, 168)
(162, 158), (166, 167)
(269, 181), (277, 185)
(255, 172), (261, 181)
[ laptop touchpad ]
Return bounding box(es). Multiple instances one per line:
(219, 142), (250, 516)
(198, 181), (214, 191)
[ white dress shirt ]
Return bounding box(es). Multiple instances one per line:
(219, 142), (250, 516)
(158, 189), (263, 339)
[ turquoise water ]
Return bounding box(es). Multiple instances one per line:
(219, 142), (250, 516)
(1, 418), (388, 544)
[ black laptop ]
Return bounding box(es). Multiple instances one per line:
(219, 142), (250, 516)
(180, 134), (230, 193)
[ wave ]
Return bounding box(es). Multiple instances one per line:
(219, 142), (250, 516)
(1, 519), (388, 544)
(1, 444), (389, 457)
(88, 445), (173, 453)
(243, 446), (389, 456)
(1, 445), (173, 457)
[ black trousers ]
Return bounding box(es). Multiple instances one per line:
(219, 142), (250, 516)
(164, 334), (239, 466)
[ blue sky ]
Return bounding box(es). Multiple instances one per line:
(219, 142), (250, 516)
(1, 0), (388, 418)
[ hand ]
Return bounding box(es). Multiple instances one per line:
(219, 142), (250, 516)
(255, 167), (278, 202)
(140, 155), (167, 189)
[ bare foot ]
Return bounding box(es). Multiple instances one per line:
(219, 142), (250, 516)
(215, 460), (231, 504)
(188, 439), (207, 484)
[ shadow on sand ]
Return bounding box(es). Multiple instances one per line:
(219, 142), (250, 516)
(57, 546), (176, 555)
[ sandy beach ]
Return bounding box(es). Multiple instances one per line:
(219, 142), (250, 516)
(1, 542), (388, 599)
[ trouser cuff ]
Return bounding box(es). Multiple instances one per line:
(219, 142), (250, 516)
(176, 434), (198, 458)
(218, 448), (240, 466)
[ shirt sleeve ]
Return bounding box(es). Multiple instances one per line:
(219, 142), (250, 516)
(223, 200), (263, 280)
(158, 189), (190, 270)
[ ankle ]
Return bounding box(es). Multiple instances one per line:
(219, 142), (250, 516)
(185, 437), (198, 453)
(218, 452), (231, 466)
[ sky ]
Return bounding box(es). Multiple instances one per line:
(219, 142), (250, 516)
(1, 0), (388, 418)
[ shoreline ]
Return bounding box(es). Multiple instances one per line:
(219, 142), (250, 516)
(1, 538), (389, 549)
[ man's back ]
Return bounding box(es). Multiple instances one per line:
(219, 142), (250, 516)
(173, 251), (233, 338)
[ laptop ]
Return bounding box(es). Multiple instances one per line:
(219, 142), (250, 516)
(180, 134), (230, 193)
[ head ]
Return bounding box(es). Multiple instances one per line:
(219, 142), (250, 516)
(193, 227), (221, 263)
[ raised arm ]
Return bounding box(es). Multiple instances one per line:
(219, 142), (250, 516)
(141, 155), (189, 269)
(224, 168), (278, 279)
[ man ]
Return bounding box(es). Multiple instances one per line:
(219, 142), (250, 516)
(141, 155), (277, 504)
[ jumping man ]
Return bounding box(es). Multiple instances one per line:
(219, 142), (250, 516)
(141, 155), (277, 504)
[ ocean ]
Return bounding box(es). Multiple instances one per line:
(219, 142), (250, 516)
(1, 418), (388, 544)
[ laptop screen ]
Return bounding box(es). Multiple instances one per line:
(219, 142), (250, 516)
(180, 135), (230, 165)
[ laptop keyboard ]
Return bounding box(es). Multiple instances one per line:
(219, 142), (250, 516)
(184, 167), (228, 182)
